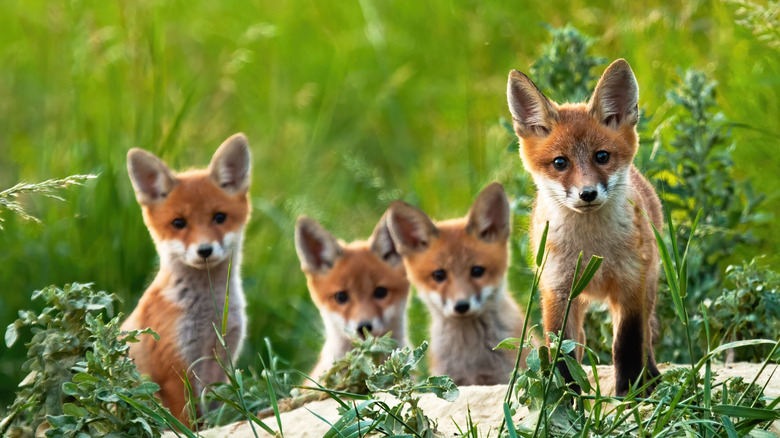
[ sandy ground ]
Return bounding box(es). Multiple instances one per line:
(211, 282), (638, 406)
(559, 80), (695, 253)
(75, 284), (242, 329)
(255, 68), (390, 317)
(166, 362), (780, 437)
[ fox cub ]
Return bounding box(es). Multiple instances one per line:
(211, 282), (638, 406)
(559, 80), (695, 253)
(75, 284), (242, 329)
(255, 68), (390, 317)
(121, 133), (252, 423)
(506, 59), (662, 395)
(294, 214), (411, 380)
(386, 183), (532, 386)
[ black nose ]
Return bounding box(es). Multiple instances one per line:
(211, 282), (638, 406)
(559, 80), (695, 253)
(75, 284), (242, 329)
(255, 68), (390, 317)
(357, 322), (373, 338)
(579, 187), (597, 202)
(197, 244), (213, 258)
(454, 300), (470, 314)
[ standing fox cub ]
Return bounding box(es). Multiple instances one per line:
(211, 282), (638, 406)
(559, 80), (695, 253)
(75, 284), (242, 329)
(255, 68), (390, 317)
(295, 214), (411, 380)
(387, 183), (532, 386)
(507, 59), (662, 395)
(121, 133), (251, 423)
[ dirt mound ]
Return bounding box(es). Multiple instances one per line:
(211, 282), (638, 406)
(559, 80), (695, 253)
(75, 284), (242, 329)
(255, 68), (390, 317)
(170, 363), (779, 437)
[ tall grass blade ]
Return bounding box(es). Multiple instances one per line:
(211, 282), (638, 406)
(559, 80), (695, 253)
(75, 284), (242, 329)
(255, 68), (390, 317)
(536, 221), (549, 267)
(503, 402), (518, 438)
(571, 255), (603, 299)
(664, 195), (681, 269)
(117, 394), (197, 438)
(222, 254), (233, 337)
(258, 351), (284, 436)
(711, 405), (780, 421)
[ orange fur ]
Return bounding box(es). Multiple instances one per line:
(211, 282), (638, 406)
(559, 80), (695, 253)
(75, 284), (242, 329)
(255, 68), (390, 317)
(295, 215), (410, 379)
(507, 60), (662, 395)
(388, 183), (534, 385)
(122, 134), (252, 424)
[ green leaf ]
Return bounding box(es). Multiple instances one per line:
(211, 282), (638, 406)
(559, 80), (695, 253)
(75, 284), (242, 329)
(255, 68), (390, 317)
(494, 337), (523, 350)
(72, 372), (98, 383)
(560, 339), (576, 354)
(563, 354), (591, 393)
(132, 381), (160, 395)
(416, 375), (459, 402)
(62, 403), (89, 418)
(62, 382), (81, 397)
(5, 321), (18, 347)
(526, 348), (541, 373)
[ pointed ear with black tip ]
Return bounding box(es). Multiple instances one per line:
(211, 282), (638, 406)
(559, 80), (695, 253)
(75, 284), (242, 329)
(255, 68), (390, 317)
(294, 216), (344, 273)
(386, 201), (438, 256)
(209, 133), (251, 194)
(127, 149), (178, 205)
(466, 182), (511, 243)
(369, 211), (402, 267)
(588, 59), (639, 129)
(507, 69), (559, 138)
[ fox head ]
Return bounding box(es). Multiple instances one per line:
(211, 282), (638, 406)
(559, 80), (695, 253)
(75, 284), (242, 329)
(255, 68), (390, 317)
(387, 183), (511, 318)
(127, 133), (251, 269)
(507, 59), (640, 213)
(294, 214), (410, 341)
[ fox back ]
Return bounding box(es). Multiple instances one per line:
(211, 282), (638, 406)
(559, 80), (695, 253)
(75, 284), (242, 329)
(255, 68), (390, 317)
(121, 133), (251, 424)
(507, 59), (662, 396)
(387, 183), (532, 385)
(295, 214), (410, 379)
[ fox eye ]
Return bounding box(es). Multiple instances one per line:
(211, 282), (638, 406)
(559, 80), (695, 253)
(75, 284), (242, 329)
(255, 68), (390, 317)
(552, 157), (568, 171)
(213, 212), (227, 224)
(171, 218), (187, 229)
(595, 151), (610, 164)
(471, 266), (486, 278)
(432, 269), (447, 283)
(373, 287), (388, 299)
(334, 291), (349, 304)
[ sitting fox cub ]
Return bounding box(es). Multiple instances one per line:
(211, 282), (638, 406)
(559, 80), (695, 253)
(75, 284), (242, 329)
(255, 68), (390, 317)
(294, 214), (411, 380)
(121, 134), (251, 423)
(387, 183), (532, 385)
(507, 59), (662, 395)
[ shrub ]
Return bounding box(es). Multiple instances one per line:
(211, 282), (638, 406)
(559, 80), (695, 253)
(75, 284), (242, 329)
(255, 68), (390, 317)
(1, 283), (165, 438)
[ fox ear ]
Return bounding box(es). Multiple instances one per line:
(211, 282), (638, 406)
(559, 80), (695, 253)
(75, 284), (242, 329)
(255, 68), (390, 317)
(588, 59), (639, 129)
(127, 149), (178, 205)
(209, 133), (251, 194)
(295, 217), (343, 273)
(386, 201), (438, 256)
(466, 182), (510, 243)
(507, 69), (559, 138)
(369, 211), (402, 267)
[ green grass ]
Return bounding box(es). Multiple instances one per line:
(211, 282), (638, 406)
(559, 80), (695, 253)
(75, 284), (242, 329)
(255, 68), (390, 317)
(1, 0), (779, 411)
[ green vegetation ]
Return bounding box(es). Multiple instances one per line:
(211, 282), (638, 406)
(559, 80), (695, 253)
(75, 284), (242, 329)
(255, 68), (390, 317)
(1, 283), (165, 437)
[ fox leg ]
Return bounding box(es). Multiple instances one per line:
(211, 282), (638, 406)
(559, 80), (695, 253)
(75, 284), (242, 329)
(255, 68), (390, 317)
(542, 288), (587, 392)
(611, 287), (659, 397)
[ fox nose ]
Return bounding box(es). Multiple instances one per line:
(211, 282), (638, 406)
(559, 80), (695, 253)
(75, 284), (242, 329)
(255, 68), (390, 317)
(356, 322), (373, 338)
(579, 187), (597, 203)
(197, 244), (213, 258)
(454, 300), (470, 314)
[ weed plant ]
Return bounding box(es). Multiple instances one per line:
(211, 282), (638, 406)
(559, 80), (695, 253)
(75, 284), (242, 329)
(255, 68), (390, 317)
(1, 283), (166, 437)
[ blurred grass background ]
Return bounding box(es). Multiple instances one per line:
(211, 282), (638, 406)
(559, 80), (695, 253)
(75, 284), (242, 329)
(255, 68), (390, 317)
(1, 0), (778, 408)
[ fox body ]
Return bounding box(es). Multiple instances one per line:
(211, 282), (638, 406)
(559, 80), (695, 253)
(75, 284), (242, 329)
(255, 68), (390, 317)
(295, 214), (411, 380)
(387, 183), (532, 386)
(121, 134), (251, 423)
(507, 59), (662, 395)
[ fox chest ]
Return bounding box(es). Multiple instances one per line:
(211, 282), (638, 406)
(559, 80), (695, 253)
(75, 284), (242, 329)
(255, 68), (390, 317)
(165, 277), (246, 365)
(537, 208), (644, 298)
